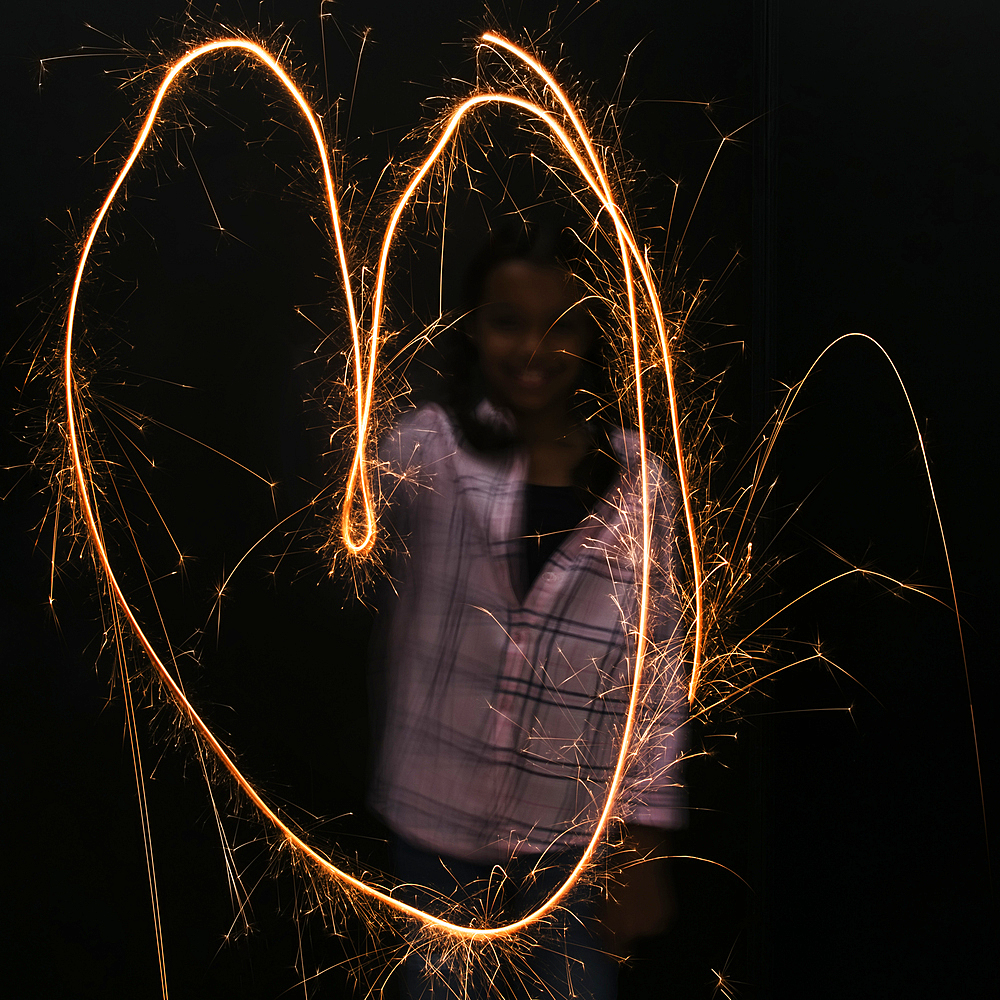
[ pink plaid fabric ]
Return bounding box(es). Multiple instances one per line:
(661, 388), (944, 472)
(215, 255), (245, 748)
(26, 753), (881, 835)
(368, 403), (687, 862)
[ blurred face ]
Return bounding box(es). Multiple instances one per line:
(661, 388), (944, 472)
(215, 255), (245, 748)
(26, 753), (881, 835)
(474, 260), (594, 420)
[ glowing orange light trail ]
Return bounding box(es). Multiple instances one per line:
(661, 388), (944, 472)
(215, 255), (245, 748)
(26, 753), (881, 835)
(481, 32), (705, 706)
(63, 33), (702, 941)
(342, 86), (699, 928)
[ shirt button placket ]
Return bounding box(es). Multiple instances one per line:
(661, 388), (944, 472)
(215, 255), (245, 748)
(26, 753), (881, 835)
(491, 627), (524, 753)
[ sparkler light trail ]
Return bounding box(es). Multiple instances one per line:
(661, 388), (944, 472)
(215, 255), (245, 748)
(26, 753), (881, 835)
(28, 8), (990, 999)
(60, 31), (705, 949)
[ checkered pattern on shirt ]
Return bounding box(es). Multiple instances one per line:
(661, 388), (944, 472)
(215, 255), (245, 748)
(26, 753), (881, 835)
(367, 404), (687, 862)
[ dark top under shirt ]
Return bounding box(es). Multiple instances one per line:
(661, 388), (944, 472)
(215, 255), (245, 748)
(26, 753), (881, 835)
(523, 483), (592, 589)
(520, 432), (621, 591)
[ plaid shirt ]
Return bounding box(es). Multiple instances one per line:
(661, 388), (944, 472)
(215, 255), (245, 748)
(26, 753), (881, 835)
(368, 403), (687, 862)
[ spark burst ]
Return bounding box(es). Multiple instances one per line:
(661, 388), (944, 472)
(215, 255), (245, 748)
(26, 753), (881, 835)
(37, 13), (980, 1000)
(58, 28), (708, 961)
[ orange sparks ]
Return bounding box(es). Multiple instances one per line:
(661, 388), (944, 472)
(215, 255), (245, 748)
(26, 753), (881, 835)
(62, 32), (704, 942)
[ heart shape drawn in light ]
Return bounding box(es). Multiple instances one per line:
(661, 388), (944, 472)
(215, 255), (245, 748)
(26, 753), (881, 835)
(61, 31), (704, 942)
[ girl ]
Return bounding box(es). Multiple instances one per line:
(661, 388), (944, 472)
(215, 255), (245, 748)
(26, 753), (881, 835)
(368, 221), (687, 999)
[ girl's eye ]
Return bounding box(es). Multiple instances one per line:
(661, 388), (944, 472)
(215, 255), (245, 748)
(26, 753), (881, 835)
(487, 310), (522, 331)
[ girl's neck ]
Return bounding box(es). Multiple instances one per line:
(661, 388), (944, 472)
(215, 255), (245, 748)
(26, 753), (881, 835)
(513, 406), (580, 447)
(498, 382), (579, 440)
(517, 410), (590, 487)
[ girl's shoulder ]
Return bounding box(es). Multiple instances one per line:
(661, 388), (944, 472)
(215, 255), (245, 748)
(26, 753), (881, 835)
(386, 399), (519, 463)
(605, 424), (677, 511)
(393, 401), (454, 434)
(379, 403), (459, 468)
(605, 424), (667, 477)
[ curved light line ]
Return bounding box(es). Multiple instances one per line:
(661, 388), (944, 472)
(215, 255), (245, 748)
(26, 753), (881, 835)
(63, 33), (699, 941)
(481, 32), (704, 707)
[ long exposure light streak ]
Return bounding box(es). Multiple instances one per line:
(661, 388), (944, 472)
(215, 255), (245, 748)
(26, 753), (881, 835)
(61, 32), (703, 943)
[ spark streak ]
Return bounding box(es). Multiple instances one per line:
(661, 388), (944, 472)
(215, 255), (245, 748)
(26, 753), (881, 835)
(61, 33), (703, 943)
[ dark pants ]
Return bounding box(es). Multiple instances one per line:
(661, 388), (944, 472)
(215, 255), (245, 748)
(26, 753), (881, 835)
(393, 837), (619, 1000)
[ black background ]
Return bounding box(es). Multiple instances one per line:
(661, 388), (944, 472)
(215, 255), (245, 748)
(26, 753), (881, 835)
(2, 2), (996, 998)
